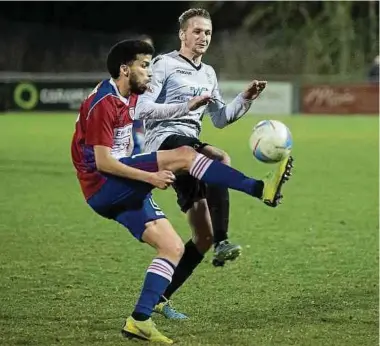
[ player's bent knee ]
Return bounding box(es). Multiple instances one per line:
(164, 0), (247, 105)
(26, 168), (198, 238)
(158, 146), (197, 173)
(213, 149), (230, 165)
(175, 145), (196, 158)
(193, 234), (213, 252)
(173, 146), (197, 170)
(169, 241), (185, 259)
(201, 145), (231, 165)
(221, 152), (231, 166)
(159, 240), (184, 263)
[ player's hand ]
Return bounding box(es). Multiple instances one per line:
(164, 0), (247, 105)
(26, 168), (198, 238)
(148, 170), (176, 190)
(242, 80), (267, 101)
(188, 95), (212, 111)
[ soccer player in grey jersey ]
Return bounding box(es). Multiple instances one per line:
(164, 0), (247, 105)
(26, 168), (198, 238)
(135, 8), (292, 319)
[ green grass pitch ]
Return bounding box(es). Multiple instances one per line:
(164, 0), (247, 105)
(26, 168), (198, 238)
(0, 113), (378, 345)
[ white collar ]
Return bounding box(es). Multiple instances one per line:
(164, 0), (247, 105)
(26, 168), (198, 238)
(109, 78), (129, 105)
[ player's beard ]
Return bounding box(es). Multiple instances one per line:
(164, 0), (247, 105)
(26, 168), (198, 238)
(130, 72), (147, 95)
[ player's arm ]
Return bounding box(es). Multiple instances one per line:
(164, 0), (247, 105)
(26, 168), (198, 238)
(94, 146), (175, 189)
(87, 100), (168, 186)
(94, 145), (152, 183)
(208, 88), (252, 129)
(135, 56), (210, 120)
(208, 76), (266, 129)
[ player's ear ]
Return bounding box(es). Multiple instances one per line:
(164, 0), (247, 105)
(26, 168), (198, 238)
(179, 29), (185, 42)
(120, 64), (130, 78)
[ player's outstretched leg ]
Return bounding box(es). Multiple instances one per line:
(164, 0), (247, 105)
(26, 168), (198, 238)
(188, 153), (293, 205)
(158, 147), (294, 206)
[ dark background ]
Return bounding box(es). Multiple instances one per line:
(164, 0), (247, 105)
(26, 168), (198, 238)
(0, 1), (375, 34)
(0, 2), (195, 34)
(0, 1), (378, 78)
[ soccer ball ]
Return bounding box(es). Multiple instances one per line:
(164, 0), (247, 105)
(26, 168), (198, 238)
(249, 120), (293, 163)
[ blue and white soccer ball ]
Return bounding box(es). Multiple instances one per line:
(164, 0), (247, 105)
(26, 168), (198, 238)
(249, 120), (293, 163)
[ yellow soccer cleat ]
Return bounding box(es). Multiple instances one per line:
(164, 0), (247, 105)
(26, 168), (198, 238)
(262, 155), (294, 207)
(121, 316), (173, 344)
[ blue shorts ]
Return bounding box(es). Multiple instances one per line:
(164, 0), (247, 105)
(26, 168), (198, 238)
(87, 152), (166, 240)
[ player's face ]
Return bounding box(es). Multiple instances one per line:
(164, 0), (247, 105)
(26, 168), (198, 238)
(181, 16), (212, 56)
(129, 54), (153, 94)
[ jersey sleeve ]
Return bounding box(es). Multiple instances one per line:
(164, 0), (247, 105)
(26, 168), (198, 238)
(207, 67), (253, 129)
(86, 98), (115, 148)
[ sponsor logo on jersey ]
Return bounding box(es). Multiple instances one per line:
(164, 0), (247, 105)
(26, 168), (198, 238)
(129, 107), (135, 118)
(176, 69), (192, 75)
(190, 86), (209, 96)
(111, 124), (133, 159)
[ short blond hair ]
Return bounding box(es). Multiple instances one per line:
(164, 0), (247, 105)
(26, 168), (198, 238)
(178, 8), (211, 30)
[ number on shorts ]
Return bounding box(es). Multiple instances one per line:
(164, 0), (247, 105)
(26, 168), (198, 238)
(149, 197), (165, 216)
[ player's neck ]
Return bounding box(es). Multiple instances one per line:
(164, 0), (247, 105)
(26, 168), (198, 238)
(179, 48), (202, 65)
(113, 78), (130, 98)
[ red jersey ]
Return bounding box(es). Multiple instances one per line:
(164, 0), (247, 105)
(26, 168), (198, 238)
(71, 79), (138, 200)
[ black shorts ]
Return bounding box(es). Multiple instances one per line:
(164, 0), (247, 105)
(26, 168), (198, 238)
(158, 134), (209, 213)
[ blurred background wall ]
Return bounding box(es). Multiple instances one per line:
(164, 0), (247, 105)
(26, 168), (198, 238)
(0, 1), (378, 114)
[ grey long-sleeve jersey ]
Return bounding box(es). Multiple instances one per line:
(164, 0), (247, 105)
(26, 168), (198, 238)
(135, 50), (254, 152)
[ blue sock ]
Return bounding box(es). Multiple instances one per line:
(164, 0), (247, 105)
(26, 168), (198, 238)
(132, 258), (175, 321)
(189, 154), (263, 198)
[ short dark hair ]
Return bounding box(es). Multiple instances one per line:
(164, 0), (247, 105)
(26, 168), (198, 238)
(106, 39), (155, 79)
(178, 8), (211, 30)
